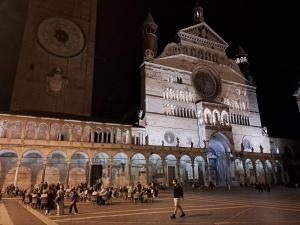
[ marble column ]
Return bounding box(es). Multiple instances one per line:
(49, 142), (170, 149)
(65, 161), (71, 187)
(13, 159), (21, 187)
(88, 162), (93, 187)
(242, 160), (247, 185)
(253, 160), (258, 183)
(41, 159), (47, 184)
(176, 161), (181, 181)
(191, 162), (195, 183)
(128, 162), (132, 186)
(162, 160), (166, 186)
(146, 161), (149, 185)
(108, 160), (112, 186)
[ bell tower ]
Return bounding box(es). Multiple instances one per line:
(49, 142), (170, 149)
(193, 1), (204, 24)
(142, 11), (158, 61)
(234, 44), (253, 82)
(10, 0), (97, 116)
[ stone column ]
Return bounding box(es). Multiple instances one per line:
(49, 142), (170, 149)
(233, 158), (237, 180)
(41, 159), (47, 184)
(176, 161), (181, 182)
(191, 162), (195, 183)
(242, 160), (247, 185)
(65, 161), (71, 187)
(206, 154), (211, 185)
(108, 158), (112, 186)
(85, 161), (89, 184)
(146, 161), (149, 185)
(253, 160), (258, 183)
(162, 160), (166, 186)
(262, 164), (267, 184)
(88, 162), (93, 187)
(13, 159), (21, 187)
(128, 161), (132, 186)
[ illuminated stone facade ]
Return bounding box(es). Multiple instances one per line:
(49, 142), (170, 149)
(0, 4), (298, 191)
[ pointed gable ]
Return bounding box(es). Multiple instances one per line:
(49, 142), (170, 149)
(178, 22), (228, 52)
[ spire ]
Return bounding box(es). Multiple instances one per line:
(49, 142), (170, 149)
(235, 44), (248, 57)
(143, 11), (157, 30)
(193, 0), (204, 24)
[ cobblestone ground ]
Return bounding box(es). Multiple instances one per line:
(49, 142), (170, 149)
(1, 187), (300, 225)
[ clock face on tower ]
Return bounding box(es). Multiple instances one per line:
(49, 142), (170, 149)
(193, 70), (219, 99)
(37, 17), (85, 57)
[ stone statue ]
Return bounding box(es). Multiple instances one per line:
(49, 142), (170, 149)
(176, 137), (180, 147)
(251, 147), (254, 152)
(259, 144), (263, 153)
(162, 140), (164, 146)
(191, 141), (194, 148)
(145, 135), (149, 145)
(241, 142), (245, 152)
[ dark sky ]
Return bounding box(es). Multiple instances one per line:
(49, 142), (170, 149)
(0, 0), (299, 138)
(93, 0), (299, 138)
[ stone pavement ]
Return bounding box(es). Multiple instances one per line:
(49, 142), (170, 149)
(1, 187), (300, 225)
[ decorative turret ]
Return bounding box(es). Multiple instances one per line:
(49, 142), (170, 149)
(142, 12), (158, 61)
(234, 44), (253, 82)
(193, 1), (204, 24)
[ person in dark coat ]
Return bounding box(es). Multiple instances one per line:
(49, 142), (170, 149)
(69, 189), (79, 214)
(170, 179), (185, 219)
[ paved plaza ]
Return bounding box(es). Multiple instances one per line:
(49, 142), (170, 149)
(1, 187), (300, 225)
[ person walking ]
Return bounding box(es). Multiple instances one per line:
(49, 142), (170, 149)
(55, 185), (65, 216)
(69, 189), (79, 214)
(170, 179), (185, 219)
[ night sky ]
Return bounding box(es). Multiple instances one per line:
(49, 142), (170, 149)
(0, 0), (299, 138)
(93, 0), (299, 138)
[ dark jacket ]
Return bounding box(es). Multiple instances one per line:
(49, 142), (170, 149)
(173, 184), (184, 198)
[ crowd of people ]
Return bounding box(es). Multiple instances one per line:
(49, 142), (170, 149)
(0, 181), (159, 216)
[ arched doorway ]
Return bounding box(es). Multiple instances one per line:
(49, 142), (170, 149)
(69, 152), (89, 187)
(92, 152), (109, 187)
(234, 159), (244, 185)
(194, 156), (205, 186)
(0, 150), (18, 191)
(131, 153), (146, 185)
(112, 152), (128, 187)
(207, 132), (231, 186)
(179, 155), (193, 186)
(165, 154), (177, 186)
(265, 160), (274, 185)
(148, 154), (163, 184)
(20, 150), (43, 189)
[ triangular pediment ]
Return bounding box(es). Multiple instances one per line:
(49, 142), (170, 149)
(178, 22), (228, 51)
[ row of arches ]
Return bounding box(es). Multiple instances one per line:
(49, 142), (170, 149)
(163, 88), (196, 103)
(234, 158), (284, 185)
(201, 108), (230, 126)
(230, 114), (250, 126)
(223, 98), (248, 111)
(164, 104), (196, 118)
(0, 148), (284, 190)
(171, 38), (225, 65)
(0, 120), (131, 144)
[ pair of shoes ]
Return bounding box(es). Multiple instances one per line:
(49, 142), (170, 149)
(170, 214), (175, 219)
(180, 212), (186, 217)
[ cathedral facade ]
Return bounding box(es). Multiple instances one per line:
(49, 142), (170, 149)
(0, 2), (297, 191)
